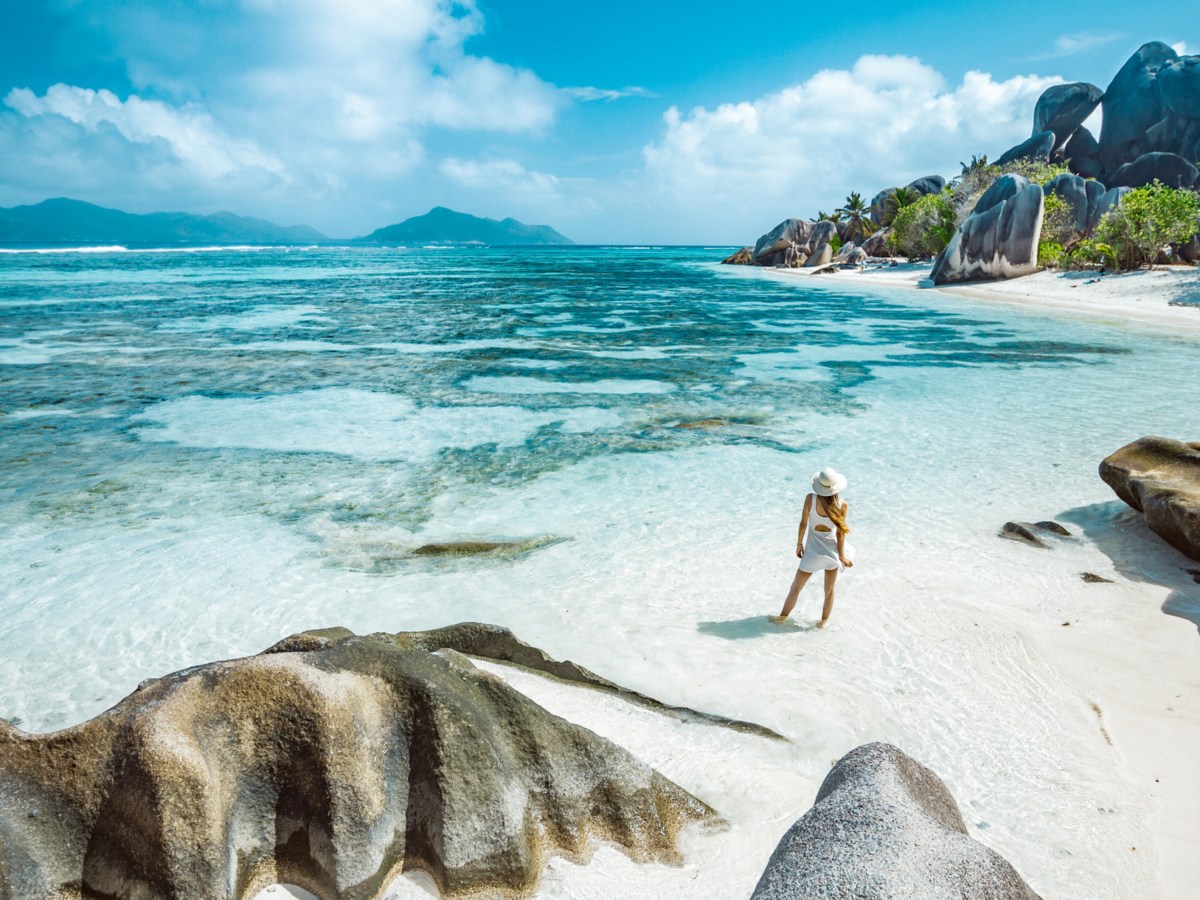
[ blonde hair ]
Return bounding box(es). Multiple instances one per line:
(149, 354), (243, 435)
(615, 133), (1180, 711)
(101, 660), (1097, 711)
(817, 492), (851, 535)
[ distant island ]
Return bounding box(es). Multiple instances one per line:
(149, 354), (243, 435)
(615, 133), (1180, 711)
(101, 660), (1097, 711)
(358, 206), (573, 245)
(0, 198), (327, 245)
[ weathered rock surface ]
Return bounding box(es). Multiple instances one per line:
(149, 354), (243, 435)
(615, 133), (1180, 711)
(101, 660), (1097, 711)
(1033, 82), (1104, 151)
(1064, 125), (1103, 178)
(722, 247), (753, 265)
(1158, 54), (1200, 118)
(1000, 520), (1072, 548)
(995, 130), (1055, 166)
(1088, 185), (1132, 233)
(931, 175), (1044, 285)
(862, 228), (893, 257)
(0, 623), (730, 900)
(750, 219), (838, 267)
(1106, 151), (1200, 189)
(1098, 42), (1180, 175)
(1042, 173), (1106, 245)
(750, 743), (1040, 900)
(804, 242), (833, 268)
(1100, 436), (1200, 561)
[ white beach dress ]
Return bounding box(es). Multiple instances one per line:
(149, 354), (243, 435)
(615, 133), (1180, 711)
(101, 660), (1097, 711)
(798, 499), (854, 573)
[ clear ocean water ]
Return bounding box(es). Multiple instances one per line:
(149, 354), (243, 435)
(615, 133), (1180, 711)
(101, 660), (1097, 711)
(1, 245), (1196, 897)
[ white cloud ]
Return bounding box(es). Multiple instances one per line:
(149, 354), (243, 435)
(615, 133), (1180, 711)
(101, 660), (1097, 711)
(1023, 32), (1123, 61)
(5, 84), (285, 182)
(563, 86), (657, 102)
(440, 158), (560, 199)
(640, 54), (1060, 240)
(1172, 42), (1189, 56)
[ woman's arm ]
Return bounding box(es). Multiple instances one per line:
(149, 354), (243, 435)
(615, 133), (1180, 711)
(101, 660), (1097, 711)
(796, 494), (812, 557)
(837, 501), (853, 567)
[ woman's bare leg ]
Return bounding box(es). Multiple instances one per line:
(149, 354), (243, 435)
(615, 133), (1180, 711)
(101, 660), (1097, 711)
(773, 569), (813, 620)
(818, 569), (838, 626)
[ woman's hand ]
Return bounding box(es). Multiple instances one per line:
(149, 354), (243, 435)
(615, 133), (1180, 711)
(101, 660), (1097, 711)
(796, 544), (804, 559)
(840, 557), (854, 568)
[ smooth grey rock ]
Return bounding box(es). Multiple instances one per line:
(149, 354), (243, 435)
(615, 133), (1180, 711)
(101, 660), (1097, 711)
(932, 176), (1044, 284)
(808, 220), (837, 253)
(906, 175), (946, 196)
(836, 246), (868, 265)
(862, 228), (893, 257)
(1064, 124), (1100, 160)
(1088, 186), (1132, 233)
(0, 624), (727, 899)
(995, 130), (1055, 166)
(1098, 42), (1180, 175)
(1001, 522), (1051, 548)
(1106, 151), (1200, 190)
(750, 743), (1041, 900)
(1158, 54), (1200, 118)
(1100, 436), (1200, 562)
(753, 218), (810, 264)
(804, 242), (834, 267)
(1033, 83), (1104, 151)
(1042, 173), (1091, 242)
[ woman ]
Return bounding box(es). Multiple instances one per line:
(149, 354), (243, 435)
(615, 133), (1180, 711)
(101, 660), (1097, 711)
(770, 467), (854, 627)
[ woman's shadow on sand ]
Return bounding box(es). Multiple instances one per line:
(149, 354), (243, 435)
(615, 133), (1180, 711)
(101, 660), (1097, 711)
(697, 615), (820, 640)
(1060, 500), (1200, 635)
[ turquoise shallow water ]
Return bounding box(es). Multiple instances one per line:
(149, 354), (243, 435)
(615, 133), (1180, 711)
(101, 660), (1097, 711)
(3, 246), (1199, 896)
(0, 246), (1132, 542)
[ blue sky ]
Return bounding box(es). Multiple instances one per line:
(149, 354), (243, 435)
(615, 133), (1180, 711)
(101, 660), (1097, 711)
(1, 1), (1196, 242)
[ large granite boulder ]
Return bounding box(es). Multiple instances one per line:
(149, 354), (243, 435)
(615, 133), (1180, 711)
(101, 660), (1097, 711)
(1158, 54), (1200, 118)
(1033, 83), (1104, 151)
(1064, 125), (1103, 178)
(1106, 151), (1200, 189)
(804, 242), (833, 267)
(995, 130), (1055, 167)
(1042, 173), (1105, 244)
(0, 623), (728, 900)
(722, 247), (753, 265)
(750, 743), (1040, 899)
(862, 228), (893, 258)
(1100, 436), (1200, 562)
(1088, 186), (1132, 233)
(1098, 42), (1180, 175)
(751, 219), (839, 267)
(931, 175), (1044, 284)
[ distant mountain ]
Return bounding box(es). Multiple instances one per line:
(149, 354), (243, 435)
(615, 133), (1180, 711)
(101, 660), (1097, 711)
(359, 206), (572, 245)
(0, 198), (327, 245)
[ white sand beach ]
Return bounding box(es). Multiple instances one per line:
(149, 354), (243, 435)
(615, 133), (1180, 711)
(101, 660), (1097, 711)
(775, 261), (1200, 334)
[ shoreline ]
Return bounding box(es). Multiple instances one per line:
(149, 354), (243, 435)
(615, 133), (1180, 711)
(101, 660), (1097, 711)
(763, 261), (1200, 335)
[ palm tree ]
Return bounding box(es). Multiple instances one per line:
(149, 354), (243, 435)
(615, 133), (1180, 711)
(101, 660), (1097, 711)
(837, 191), (873, 242)
(881, 186), (920, 225)
(816, 209), (843, 224)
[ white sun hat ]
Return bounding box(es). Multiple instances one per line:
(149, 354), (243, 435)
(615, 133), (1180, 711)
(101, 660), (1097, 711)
(812, 467), (847, 496)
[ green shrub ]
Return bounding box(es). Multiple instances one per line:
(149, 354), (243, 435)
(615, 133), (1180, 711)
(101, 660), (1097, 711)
(1094, 181), (1200, 269)
(1000, 159), (1071, 185)
(1038, 241), (1065, 269)
(887, 192), (958, 258)
(1040, 193), (1076, 247)
(1063, 239), (1115, 270)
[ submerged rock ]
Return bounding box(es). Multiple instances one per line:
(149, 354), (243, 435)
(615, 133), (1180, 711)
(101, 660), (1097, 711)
(750, 743), (1040, 899)
(1100, 436), (1200, 561)
(999, 520), (1072, 548)
(931, 175), (1043, 285)
(0, 623), (728, 899)
(413, 539), (532, 556)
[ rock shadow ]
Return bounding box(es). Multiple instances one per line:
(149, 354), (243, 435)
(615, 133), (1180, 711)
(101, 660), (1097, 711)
(1058, 500), (1200, 635)
(697, 615), (820, 640)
